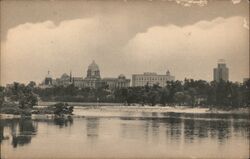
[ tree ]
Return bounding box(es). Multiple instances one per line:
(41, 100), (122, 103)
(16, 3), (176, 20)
(174, 91), (191, 105)
(146, 84), (160, 106)
(187, 88), (197, 106)
(242, 79), (250, 107)
(53, 103), (74, 115)
(166, 80), (184, 104)
(27, 81), (36, 89)
(148, 89), (159, 106)
(159, 88), (169, 106)
(5, 82), (38, 109)
(0, 86), (5, 107)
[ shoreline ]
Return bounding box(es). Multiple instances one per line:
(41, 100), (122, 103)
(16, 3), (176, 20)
(1, 101), (249, 118)
(1, 106), (249, 119)
(37, 101), (125, 106)
(37, 101), (250, 114)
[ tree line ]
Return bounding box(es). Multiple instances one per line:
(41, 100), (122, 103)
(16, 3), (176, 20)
(1, 79), (249, 109)
(0, 82), (37, 109)
(114, 79), (250, 108)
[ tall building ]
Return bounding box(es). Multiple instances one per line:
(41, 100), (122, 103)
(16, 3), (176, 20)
(213, 59), (229, 82)
(132, 71), (175, 87)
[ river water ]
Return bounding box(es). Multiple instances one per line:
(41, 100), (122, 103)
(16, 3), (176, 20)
(1, 106), (249, 159)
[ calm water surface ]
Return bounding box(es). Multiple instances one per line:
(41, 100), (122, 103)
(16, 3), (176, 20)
(1, 107), (249, 159)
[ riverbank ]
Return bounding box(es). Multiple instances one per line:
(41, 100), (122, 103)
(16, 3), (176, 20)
(1, 100), (249, 118)
(0, 102), (73, 116)
(37, 101), (249, 114)
(37, 101), (124, 106)
(1, 105), (249, 119)
(1, 106), (249, 122)
(72, 105), (250, 116)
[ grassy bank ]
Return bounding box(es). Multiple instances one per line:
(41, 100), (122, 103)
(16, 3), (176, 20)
(1, 102), (73, 116)
(37, 101), (124, 106)
(0, 102), (32, 115)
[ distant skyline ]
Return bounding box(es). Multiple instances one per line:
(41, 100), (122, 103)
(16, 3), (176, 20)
(1, 0), (249, 85)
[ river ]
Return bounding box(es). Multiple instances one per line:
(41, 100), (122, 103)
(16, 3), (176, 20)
(1, 106), (249, 159)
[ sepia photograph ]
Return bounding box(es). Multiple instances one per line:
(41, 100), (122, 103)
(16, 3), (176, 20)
(0, 0), (249, 158)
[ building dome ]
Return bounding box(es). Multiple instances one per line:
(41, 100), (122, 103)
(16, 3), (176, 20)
(166, 70), (170, 76)
(88, 60), (99, 72)
(61, 73), (70, 79)
(86, 60), (101, 79)
(46, 71), (52, 79)
(45, 71), (52, 85)
(118, 74), (126, 79)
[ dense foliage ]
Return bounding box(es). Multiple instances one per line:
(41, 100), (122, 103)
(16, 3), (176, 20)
(3, 82), (38, 109)
(53, 103), (74, 115)
(31, 79), (250, 108)
(0, 86), (4, 106)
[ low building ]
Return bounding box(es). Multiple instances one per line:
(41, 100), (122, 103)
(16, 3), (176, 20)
(132, 71), (175, 87)
(103, 74), (130, 89)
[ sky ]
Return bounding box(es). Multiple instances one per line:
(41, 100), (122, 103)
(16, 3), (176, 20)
(0, 0), (249, 85)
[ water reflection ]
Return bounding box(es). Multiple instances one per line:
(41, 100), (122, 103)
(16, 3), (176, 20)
(0, 118), (37, 148)
(0, 116), (74, 148)
(86, 117), (99, 138)
(1, 112), (249, 158)
(165, 117), (182, 141)
(53, 116), (73, 128)
(118, 112), (249, 145)
(151, 113), (160, 138)
(12, 118), (37, 148)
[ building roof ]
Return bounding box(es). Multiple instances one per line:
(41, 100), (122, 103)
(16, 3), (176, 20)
(218, 59), (226, 64)
(61, 73), (70, 79)
(88, 60), (99, 71)
(46, 71), (52, 78)
(143, 72), (157, 75)
(102, 78), (117, 81)
(73, 77), (83, 81)
(118, 74), (126, 79)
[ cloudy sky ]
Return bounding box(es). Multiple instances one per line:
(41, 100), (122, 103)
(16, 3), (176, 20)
(0, 0), (249, 85)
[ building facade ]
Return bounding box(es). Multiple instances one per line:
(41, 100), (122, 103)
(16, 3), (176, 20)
(44, 71), (53, 86)
(132, 71), (175, 87)
(40, 61), (130, 89)
(102, 74), (130, 89)
(213, 59), (229, 82)
(54, 73), (73, 87)
(82, 60), (103, 89)
(39, 71), (54, 88)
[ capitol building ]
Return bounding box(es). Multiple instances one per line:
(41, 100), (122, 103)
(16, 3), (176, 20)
(40, 60), (175, 89)
(40, 61), (130, 89)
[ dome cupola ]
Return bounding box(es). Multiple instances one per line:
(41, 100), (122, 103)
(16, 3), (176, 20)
(88, 60), (99, 72)
(61, 73), (70, 79)
(118, 74), (126, 79)
(46, 71), (52, 79)
(86, 60), (101, 79)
